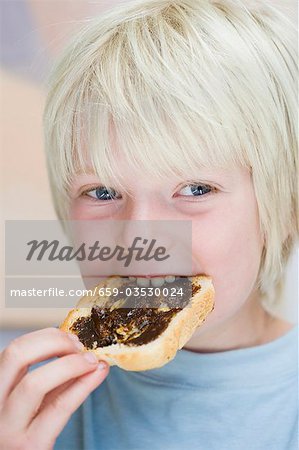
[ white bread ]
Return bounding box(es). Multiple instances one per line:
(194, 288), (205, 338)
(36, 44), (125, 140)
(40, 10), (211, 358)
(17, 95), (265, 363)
(60, 275), (214, 371)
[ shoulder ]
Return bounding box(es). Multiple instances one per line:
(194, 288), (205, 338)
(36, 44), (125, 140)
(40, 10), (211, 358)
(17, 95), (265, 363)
(262, 314), (296, 345)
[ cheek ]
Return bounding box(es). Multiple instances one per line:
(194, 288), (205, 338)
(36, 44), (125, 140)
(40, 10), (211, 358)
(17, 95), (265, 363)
(68, 200), (81, 220)
(192, 201), (263, 321)
(69, 199), (97, 220)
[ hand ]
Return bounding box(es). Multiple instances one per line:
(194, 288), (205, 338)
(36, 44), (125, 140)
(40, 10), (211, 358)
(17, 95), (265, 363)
(0, 327), (109, 450)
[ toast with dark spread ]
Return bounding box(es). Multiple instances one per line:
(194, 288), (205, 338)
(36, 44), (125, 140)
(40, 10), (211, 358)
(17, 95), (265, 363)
(60, 275), (214, 371)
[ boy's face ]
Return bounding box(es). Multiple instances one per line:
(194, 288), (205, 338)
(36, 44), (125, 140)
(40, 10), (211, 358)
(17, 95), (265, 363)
(69, 152), (264, 336)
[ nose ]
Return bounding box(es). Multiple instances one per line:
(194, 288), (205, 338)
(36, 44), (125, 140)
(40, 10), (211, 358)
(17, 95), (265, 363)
(118, 197), (163, 222)
(114, 199), (192, 276)
(117, 199), (166, 247)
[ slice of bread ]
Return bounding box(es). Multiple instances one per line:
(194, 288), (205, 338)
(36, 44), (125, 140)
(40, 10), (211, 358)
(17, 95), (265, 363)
(60, 275), (214, 371)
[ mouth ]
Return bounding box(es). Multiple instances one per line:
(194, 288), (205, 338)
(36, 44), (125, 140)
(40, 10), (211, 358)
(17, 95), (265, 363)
(127, 275), (192, 287)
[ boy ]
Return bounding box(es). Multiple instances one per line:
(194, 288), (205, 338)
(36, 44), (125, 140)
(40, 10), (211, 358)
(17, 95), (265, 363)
(0, 1), (297, 449)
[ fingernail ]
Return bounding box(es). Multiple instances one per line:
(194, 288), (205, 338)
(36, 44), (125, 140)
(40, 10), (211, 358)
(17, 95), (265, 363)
(97, 361), (108, 371)
(67, 332), (79, 341)
(83, 352), (98, 364)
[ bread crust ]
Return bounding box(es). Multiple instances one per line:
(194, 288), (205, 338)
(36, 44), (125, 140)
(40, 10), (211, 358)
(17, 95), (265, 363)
(60, 276), (214, 371)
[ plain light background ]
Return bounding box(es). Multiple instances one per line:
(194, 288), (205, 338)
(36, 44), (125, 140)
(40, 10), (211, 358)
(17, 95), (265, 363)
(0, 1), (298, 346)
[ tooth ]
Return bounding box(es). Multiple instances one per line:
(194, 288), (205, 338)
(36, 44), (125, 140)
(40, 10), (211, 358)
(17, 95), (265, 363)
(136, 277), (150, 287)
(129, 277), (136, 281)
(151, 277), (165, 287)
(188, 277), (193, 281)
(165, 275), (175, 283)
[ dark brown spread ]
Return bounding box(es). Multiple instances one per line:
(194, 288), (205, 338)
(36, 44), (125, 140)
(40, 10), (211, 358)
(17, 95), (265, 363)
(71, 278), (199, 348)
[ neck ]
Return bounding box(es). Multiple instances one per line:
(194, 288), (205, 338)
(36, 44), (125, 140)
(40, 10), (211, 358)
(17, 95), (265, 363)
(183, 291), (293, 353)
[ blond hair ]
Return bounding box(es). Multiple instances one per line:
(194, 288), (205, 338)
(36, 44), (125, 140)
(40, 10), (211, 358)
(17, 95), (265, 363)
(43, 0), (298, 307)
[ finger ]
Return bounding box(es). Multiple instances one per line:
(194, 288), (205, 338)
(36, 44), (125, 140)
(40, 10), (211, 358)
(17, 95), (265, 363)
(0, 328), (84, 404)
(5, 352), (99, 430)
(33, 359), (106, 418)
(29, 362), (109, 447)
(34, 378), (74, 417)
(33, 378), (75, 417)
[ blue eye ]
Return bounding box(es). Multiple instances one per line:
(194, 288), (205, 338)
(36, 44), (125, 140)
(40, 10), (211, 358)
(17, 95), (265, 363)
(178, 184), (213, 197)
(85, 186), (122, 200)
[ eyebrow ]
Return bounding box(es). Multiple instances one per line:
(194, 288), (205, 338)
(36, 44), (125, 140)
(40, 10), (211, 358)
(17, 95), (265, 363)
(182, 168), (235, 181)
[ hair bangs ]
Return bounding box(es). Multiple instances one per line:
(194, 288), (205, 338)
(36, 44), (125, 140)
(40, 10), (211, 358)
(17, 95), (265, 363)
(62, 10), (254, 194)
